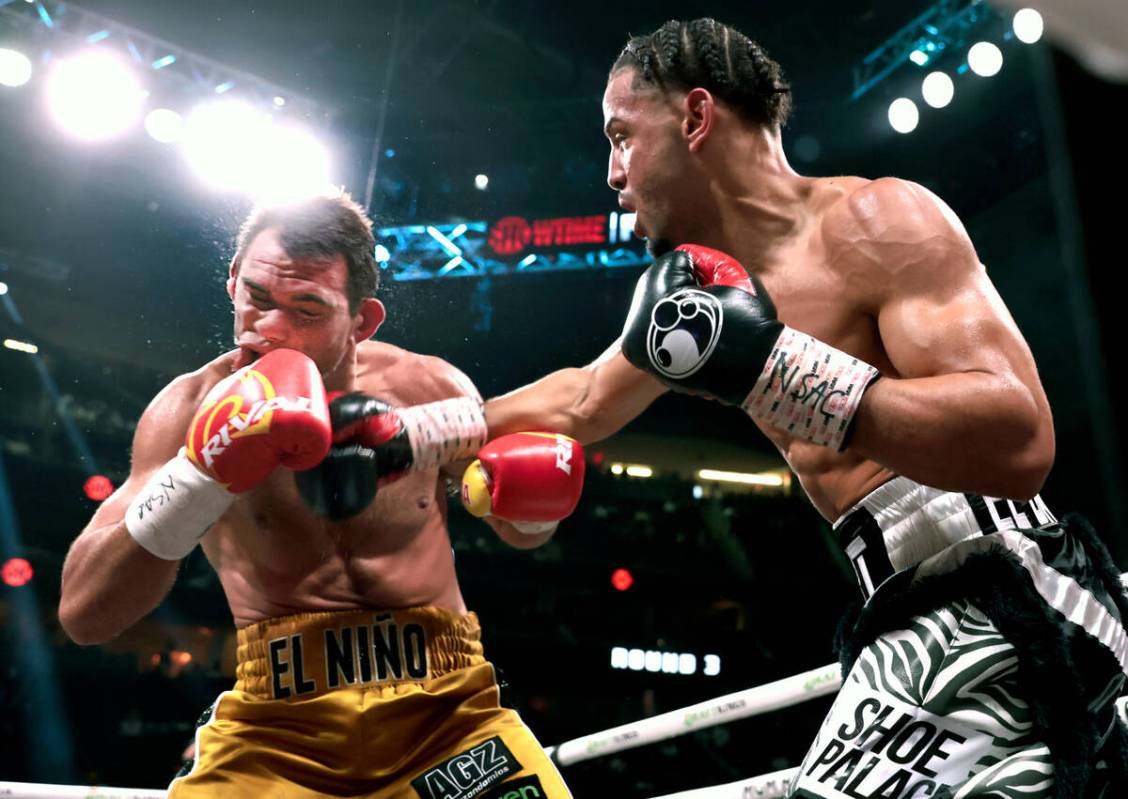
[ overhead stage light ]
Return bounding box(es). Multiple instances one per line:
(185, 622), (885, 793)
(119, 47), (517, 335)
(46, 50), (144, 140)
(183, 101), (332, 201)
(255, 124), (332, 203)
(696, 469), (785, 487)
(888, 97), (920, 134)
(968, 42), (1003, 77)
(1013, 9), (1044, 44)
(4, 338), (38, 354)
(144, 108), (184, 143)
(921, 71), (955, 108)
(0, 48), (32, 87)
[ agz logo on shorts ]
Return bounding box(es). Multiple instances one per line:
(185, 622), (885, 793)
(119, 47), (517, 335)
(411, 736), (523, 799)
(646, 288), (723, 380)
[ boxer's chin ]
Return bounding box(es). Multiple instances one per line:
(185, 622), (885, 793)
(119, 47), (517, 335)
(646, 237), (674, 258)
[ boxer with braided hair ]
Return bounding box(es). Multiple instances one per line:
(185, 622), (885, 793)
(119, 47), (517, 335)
(473, 17), (1127, 798)
(613, 18), (791, 129)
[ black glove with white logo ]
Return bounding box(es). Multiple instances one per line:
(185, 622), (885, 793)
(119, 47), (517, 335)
(620, 244), (880, 451)
(621, 246), (781, 403)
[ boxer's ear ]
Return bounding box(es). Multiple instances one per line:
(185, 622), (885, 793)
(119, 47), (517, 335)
(226, 256), (239, 299)
(683, 88), (715, 152)
(355, 298), (385, 341)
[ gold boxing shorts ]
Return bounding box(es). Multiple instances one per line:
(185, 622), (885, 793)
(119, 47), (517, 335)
(168, 607), (571, 799)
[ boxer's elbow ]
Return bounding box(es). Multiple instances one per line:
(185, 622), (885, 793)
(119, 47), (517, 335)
(58, 573), (134, 645)
(991, 401), (1055, 500)
(58, 594), (117, 646)
(1004, 422), (1055, 500)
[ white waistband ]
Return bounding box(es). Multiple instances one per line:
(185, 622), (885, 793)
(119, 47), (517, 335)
(834, 476), (1056, 574)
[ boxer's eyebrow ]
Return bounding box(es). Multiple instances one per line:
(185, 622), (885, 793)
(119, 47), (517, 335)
(243, 278), (329, 307)
(604, 117), (624, 138)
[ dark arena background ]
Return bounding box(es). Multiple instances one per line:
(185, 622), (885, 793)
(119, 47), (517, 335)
(1, 1), (1126, 797)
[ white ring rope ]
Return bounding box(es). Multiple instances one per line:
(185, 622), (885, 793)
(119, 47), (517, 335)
(0, 784), (165, 798)
(546, 662), (842, 767)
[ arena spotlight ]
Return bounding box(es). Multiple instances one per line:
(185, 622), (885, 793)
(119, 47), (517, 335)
(144, 107), (184, 144)
(183, 100), (272, 192)
(46, 50), (144, 140)
(2, 557), (33, 588)
(968, 42), (1004, 77)
(611, 568), (634, 592)
(1012, 9), (1044, 44)
(887, 97), (920, 134)
(0, 47), (32, 87)
(183, 101), (331, 201)
(696, 469), (784, 487)
(474, 174), (489, 191)
(83, 475), (114, 502)
(921, 71), (955, 108)
(254, 124), (332, 203)
(0, 281), (8, 295)
(3, 338), (38, 354)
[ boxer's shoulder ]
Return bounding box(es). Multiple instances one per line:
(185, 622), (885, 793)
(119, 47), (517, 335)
(168, 351), (245, 406)
(815, 177), (972, 292)
(356, 340), (479, 405)
(132, 354), (235, 456)
(822, 177), (957, 246)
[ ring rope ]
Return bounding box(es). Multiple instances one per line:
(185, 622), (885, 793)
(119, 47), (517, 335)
(546, 662), (841, 766)
(0, 783), (166, 798)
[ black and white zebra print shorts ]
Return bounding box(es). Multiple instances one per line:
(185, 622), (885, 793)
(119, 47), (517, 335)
(791, 517), (1128, 798)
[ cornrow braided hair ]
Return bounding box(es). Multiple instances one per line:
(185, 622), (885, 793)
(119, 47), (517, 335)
(612, 18), (792, 128)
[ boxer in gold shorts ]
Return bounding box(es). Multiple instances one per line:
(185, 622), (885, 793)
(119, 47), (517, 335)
(173, 608), (567, 798)
(59, 192), (582, 798)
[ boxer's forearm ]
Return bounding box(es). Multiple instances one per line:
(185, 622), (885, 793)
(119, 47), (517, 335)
(59, 521), (179, 645)
(848, 371), (1054, 499)
(485, 355), (665, 445)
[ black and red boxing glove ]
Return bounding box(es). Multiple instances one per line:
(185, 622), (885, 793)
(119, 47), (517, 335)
(126, 349), (331, 559)
(295, 392), (488, 520)
(460, 432), (585, 535)
(620, 244), (880, 451)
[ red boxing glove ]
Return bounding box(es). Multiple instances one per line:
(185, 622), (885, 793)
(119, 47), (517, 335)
(461, 433), (585, 532)
(185, 349), (331, 492)
(677, 244), (755, 293)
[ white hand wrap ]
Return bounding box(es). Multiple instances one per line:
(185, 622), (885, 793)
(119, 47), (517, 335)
(399, 397), (488, 470)
(124, 449), (234, 560)
(741, 326), (880, 451)
(509, 520), (559, 536)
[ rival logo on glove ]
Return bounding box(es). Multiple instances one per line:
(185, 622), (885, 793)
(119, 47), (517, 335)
(187, 369), (314, 471)
(646, 288), (724, 380)
(554, 433), (574, 476)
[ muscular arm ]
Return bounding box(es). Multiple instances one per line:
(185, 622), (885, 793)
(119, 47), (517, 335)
(420, 357), (565, 549)
(58, 378), (198, 644)
(483, 339), (667, 444)
(845, 179), (1055, 499)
